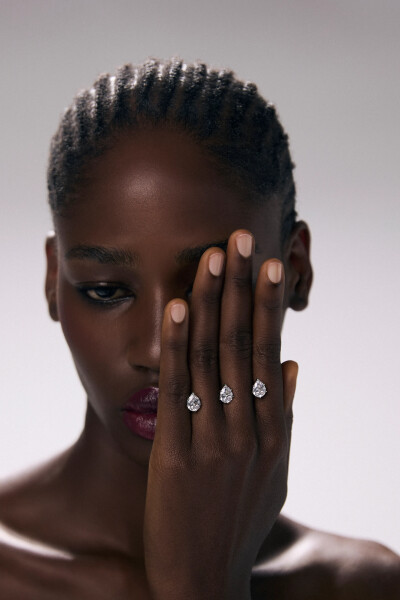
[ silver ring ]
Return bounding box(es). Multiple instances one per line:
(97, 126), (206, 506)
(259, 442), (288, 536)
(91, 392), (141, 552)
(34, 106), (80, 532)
(220, 384), (234, 404)
(252, 379), (267, 398)
(187, 392), (201, 412)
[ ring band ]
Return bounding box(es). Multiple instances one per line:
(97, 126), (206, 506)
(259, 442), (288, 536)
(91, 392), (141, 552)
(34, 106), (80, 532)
(220, 384), (234, 404)
(252, 379), (267, 398)
(187, 393), (201, 412)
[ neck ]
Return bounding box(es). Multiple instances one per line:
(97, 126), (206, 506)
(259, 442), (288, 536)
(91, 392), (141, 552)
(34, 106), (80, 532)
(57, 403), (149, 559)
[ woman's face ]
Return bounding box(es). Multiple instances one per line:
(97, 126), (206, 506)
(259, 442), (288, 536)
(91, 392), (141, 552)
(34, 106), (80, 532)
(48, 129), (285, 466)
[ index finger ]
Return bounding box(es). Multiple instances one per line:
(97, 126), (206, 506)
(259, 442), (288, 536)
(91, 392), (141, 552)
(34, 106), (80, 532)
(157, 300), (192, 453)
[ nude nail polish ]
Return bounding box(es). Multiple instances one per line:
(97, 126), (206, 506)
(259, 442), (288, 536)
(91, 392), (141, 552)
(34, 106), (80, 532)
(170, 303), (186, 323)
(267, 261), (282, 284)
(209, 253), (224, 276)
(236, 233), (253, 258)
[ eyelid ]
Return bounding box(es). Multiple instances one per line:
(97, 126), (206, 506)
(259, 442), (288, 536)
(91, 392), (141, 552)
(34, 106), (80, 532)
(77, 283), (135, 305)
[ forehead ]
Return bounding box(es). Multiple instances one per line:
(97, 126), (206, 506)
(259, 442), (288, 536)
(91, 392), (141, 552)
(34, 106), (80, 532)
(56, 129), (281, 255)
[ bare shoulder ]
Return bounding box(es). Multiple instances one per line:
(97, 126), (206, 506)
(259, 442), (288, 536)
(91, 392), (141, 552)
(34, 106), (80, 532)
(0, 459), (147, 600)
(0, 456), (70, 591)
(0, 450), (71, 534)
(252, 515), (400, 600)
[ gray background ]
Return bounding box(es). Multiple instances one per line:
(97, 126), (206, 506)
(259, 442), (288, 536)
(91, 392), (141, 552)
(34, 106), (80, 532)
(1, 0), (399, 552)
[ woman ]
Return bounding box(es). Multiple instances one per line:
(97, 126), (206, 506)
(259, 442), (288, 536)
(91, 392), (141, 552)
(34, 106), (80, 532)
(0, 59), (398, 599)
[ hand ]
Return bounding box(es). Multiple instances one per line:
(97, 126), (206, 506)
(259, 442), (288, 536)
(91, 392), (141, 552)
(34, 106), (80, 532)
(144, 230), (298, 600)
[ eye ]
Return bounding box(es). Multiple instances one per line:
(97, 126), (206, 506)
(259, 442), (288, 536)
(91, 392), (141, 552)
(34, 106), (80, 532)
(78, 285), (134, 305)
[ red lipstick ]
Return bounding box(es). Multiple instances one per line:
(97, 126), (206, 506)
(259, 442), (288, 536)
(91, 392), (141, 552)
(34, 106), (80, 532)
(122, 387), (158, 440)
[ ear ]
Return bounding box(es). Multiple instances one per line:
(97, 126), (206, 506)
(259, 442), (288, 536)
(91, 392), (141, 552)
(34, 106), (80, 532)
(45, 232), (59, 322)
(284, 221), (313, 311)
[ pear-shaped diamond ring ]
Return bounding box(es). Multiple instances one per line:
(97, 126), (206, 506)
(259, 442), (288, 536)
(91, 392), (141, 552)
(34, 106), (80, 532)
(252, 379), (267, 398)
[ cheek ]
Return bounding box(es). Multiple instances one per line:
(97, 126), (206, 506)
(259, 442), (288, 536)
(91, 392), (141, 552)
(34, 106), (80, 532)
(57, 282), (125, 393)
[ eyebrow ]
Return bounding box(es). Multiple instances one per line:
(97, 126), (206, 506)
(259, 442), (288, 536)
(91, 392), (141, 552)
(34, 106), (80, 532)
(175, 238), (260, 265)
(175, 239), (229, 265)
(65, 239), (260, 267)
(65, 245), (139, 267)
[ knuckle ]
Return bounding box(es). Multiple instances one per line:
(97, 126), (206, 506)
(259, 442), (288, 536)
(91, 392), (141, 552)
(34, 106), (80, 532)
(153, 447), (191, 477)
(197, 287), (220, 307)
(192, 442), (224, 468)
(221, 328), (252, 359)
(164, 335), (187, 354)
(253, 340), (281, 367)
(229, 435), (258, 463)
(191, 343), (218, 372)
(201, 445), (224, 466)
(164, 376), (188, 401)
(231, 273), (251, 290)
(261, 296), (282, 312)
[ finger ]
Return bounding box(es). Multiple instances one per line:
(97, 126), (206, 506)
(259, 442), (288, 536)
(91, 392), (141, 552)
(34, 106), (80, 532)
(282, 360), (298, 466)
(219, 231), (255, 432)
(282, 360), (298, 420)
(157, 300), (191, 453)
(189, 248), (226, 438)
(252, 259), (286, 442)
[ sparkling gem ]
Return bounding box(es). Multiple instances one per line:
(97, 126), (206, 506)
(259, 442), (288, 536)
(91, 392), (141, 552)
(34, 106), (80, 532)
(220, 384), (234, 404)
(252, 379), (267, 398)
(187, 393), (201, 412)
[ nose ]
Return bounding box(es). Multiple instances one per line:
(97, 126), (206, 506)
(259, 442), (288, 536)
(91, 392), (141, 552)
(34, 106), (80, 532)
(126, 287), (167, 376)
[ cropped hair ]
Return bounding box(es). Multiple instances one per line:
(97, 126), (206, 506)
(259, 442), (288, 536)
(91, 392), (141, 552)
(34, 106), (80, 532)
(47, 58), (297, 242)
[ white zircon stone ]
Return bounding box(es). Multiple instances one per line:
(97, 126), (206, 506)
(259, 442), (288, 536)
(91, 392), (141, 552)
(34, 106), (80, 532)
(220, 384), (234, 404)
(252, 379), (267, 398)
(187, 393), (201, 412)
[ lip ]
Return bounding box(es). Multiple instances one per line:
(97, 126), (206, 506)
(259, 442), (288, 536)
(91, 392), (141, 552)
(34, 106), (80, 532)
(122, 386), (159, 413)
(122, 387), (158, 440)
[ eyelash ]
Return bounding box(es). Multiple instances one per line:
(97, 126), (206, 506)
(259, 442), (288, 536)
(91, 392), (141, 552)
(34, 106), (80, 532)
(78, 285), (135, 306)
(77, 283), (194, 306)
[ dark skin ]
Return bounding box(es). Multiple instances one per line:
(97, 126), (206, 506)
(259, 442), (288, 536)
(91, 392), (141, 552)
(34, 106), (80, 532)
(0, 129), (399, 599)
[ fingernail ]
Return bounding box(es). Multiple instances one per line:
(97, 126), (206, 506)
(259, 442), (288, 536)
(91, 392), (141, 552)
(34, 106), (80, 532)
(209, 253), (224, 276)
(267, 261), (282, 284)
(170, 303), (186, 323)
(236, 233), (253, 258)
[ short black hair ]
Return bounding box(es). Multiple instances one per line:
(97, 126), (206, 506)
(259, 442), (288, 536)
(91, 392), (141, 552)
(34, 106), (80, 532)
(47, 58), (297, 242)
